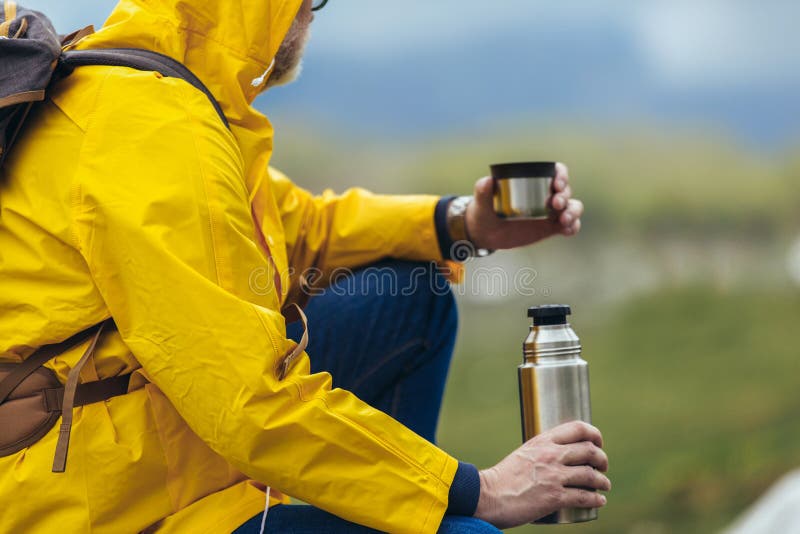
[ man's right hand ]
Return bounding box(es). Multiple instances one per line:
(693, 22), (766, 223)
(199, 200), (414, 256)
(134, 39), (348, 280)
(474, 421), (611, 529)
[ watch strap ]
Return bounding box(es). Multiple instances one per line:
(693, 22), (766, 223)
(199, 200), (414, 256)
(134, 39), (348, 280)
(444, 196), (494, 259)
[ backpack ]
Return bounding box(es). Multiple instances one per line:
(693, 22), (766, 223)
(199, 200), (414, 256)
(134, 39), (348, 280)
(0, 2), (228, 169)
(0, 2), (229, 473)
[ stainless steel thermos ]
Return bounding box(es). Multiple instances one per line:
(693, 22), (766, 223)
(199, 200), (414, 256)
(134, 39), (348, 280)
(518, 305), (597, 524)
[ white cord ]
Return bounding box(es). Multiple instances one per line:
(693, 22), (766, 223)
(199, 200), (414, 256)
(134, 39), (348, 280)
(251, 59), (276, 88)
(258, 486), (271, 534)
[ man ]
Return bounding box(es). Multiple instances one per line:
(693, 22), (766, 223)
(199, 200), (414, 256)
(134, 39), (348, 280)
(0, 0), (609, 532)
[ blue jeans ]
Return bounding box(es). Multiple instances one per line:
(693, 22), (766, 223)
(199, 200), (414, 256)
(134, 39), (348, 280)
(234, 261), (499, 533)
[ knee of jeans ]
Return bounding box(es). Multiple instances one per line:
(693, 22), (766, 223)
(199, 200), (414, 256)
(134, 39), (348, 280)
(392, 261), (458, 338)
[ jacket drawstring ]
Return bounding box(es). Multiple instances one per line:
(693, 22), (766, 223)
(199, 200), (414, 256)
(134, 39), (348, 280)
(251, 58), (275, 89)
(259, 486), (271, 534)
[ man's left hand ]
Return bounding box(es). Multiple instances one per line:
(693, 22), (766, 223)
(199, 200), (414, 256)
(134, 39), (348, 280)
(465, 162), (584, 251)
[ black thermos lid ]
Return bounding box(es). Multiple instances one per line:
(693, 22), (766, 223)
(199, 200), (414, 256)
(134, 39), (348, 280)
(490, 161), (557, 179)
(528, 304), (572, 326)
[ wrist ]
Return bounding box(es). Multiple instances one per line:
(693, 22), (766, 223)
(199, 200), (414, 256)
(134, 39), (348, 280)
(464, 197), (488, 250)
(474, 468), (497, 521)
(447, 196), (493, 258)
(446, 196), (472, 244)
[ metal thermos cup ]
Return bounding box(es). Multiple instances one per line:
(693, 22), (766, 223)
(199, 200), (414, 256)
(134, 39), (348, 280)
(518, 305), (597, 524)
(491, 161), (557, 220)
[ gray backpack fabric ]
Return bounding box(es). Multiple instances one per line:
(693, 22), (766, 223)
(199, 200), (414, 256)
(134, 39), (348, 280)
(0, 4), (62, 166)
(0, 2), (228, 168)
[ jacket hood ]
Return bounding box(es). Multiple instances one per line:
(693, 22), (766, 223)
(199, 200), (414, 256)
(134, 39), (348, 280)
(75, 0), (304, 203)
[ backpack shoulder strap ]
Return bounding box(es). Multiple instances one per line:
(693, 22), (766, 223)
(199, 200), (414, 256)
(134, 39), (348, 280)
(0, 320), (107, 405)
(59, 48), (230, 129)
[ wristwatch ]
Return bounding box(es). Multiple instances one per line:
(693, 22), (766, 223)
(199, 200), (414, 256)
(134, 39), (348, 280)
(446, 196), (494, 259)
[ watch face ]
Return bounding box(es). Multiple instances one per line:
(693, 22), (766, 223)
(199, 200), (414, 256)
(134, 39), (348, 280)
(446, 197), (495, 258)
(446, 197), (472, 246)
(456, 196), (472, 211)
(451, 197), (472, 218)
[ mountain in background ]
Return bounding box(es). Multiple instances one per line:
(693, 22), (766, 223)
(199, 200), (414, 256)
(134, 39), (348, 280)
(24, 0), (800, 150)
(260, 19), (799, 151)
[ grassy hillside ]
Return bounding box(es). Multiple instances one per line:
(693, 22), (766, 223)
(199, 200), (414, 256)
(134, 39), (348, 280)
(271, 121), (800, 237)
(438, 287), (800, 533)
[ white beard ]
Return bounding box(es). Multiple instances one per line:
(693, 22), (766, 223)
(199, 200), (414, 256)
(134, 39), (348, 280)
(267, 18), (311, 88)
(268, 60), (304, 88)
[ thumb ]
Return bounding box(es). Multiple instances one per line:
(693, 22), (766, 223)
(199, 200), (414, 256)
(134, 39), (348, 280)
(474, 176), (494, 210)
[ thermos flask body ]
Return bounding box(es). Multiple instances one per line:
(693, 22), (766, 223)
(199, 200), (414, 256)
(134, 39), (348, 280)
(518, 305), (597, 524)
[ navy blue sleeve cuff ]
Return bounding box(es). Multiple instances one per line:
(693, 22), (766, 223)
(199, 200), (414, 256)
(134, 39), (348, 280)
(435, 196), (457, 260)
(447, 461), (480, 516)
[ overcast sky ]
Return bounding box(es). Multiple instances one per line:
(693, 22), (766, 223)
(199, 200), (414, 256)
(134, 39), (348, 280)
(28, 0), (800, 91)
(24, 1), (800, 147)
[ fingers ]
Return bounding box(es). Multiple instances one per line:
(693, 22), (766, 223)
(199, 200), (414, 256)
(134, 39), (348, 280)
(559, 198), (582, 224)
(562, 442), (609, 472)
(562, 488), (608, 509)
(559, 199), (584, 235)
(551, 185), (572, 211)
(563, 465), (612, 491)
(473, 176), (494, 210)
(549, 421), (603, 448)
(551, 163), (570, 209)
(554, 162), (569, 191)
(562, 218), (581, 236)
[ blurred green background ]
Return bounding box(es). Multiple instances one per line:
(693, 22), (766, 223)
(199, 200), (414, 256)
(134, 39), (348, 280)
(32, 1), (800, 532)
(262, 4), (800, 531)
(270, 125), (800, 533)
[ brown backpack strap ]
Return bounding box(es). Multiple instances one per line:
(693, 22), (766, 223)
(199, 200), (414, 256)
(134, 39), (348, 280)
(0, 321), (107, 406)
(60, 24), (94, 49)
(42, 373), (131, 412)
(52, 321), (106, 472)
(277, 304), (309, 381)
(0, 320), (117, 472)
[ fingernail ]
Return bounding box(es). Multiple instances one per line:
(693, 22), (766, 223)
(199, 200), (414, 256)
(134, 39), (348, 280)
(600, 495), (607, 506)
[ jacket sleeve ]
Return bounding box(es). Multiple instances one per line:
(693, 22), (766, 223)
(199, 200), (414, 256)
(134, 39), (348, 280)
(70, 73), (457, 534)
(267, 167), (445, 275)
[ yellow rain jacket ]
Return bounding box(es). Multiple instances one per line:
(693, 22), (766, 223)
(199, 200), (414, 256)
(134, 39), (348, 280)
(0, 0), (460, 532)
